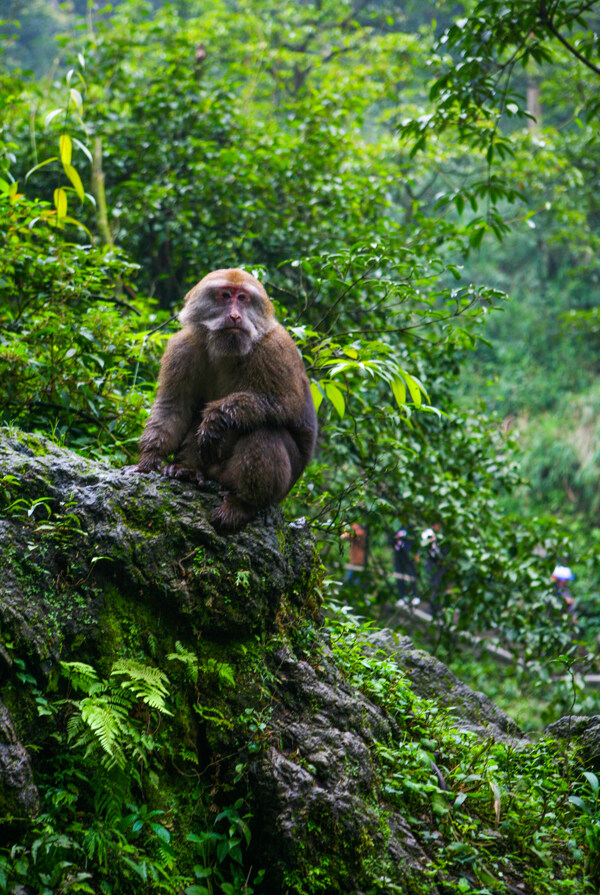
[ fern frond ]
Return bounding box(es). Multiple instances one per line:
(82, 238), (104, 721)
(60, 661), (102, 694)
(205, 658), (235, 688)
(111, 659), (173, 715)
(94, 769), (130, 824)
(66, 709), (85, 742)
(80, 695), (130, 769)
(166, 641), (199, 684)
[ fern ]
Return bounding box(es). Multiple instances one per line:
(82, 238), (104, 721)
(166, 641), (198, 684)
(66, 708), (85, 743)
(167, 644), (235, 690)
(205, 658), (235, 689)
(61, 658), (173, 773)
(111, 659), (173, 715)
(94, 769), (131, 825)
(60, 661), (103, 694)
(79, 694), (130, 769)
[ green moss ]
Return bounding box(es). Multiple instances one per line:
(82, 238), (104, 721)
(96, 585), (173, 672)
(19, 433), (51, 457)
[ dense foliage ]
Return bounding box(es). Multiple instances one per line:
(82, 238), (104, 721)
(3, 617), (598, 894)
(3, 0), (594, 661)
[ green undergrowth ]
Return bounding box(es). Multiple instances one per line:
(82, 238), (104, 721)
(1, 612), (597, 893)
(0, 638), (267, 895)
(325, 617), (598, 894)
(444, 651), (600, 735)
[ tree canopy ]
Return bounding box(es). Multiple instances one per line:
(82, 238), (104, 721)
(2, 0), (600, 676)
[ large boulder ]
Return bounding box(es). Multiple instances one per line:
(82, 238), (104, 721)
(0, 429), (589, 894)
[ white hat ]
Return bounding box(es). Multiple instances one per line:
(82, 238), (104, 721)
(551, 565), (574, 582)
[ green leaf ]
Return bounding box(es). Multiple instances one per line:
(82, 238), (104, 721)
(310, 381), (324, 413)
(73, 137), (93, 163)
(64, 163), (85, 202)
(60, 215), (92, 235)
(45, 108), (64, 126)
(324, 381), (346, 418)
(154, 824), (171, 843)
(70, 88), (83, 110)
(54, 187), (68, 219)
(584, 771), (600, 796)
(391, 376), (407, 408)
(400, 371), (427, 406)
(59, 134), (72, 166)
(25, 157), (59, 181)
(431, 791), (450, 816)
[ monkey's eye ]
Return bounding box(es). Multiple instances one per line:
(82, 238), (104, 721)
(238, 291), (250, 303)
(219, 289), (233, 300)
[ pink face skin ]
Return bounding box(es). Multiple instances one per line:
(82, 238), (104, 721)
(214, 286), (253, 329)
(179, 269), (277, 357)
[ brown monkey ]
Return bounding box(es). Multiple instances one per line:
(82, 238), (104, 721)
(134, 269), (317, 531)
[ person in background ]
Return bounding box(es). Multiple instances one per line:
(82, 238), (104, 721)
(391, 526), (418, 601)
(342, 522), (369, 587)
(421, 525), (446, 618)
(551, 564), (576, 623)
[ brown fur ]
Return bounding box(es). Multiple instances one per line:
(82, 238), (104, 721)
(135, 269), (317, 530)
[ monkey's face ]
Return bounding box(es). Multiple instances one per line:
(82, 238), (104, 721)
(180, 269), (276, 357)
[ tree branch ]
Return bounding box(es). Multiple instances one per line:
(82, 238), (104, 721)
(539, 0), (600, 77)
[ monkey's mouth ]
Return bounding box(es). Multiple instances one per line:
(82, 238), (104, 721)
(218, 323), (251, 338)
(210, 327), (252, 356)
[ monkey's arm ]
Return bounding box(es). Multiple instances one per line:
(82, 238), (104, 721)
(198, 333), (310, 463)
(138, 332), (203, 471)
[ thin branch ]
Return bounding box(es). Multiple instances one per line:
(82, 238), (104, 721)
(539, 1), (600, 77)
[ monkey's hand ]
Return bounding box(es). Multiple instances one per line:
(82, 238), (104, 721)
(197, 407), (235, 464)
(198, 395), (260, 464)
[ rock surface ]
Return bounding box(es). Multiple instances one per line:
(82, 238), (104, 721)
(0, 699), (39, 819)
(0, 429), (587, 893)
(364, 628), (525, 743)
(546, 714), (600, 767)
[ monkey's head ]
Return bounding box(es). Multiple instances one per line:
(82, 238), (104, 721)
(180, 269), (276, 357)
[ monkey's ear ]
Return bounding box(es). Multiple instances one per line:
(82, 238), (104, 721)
(182, 282), (202, 305)
(179, 282), (206, 327)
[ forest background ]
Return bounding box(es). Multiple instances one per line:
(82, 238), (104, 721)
(3, 0), (600, 727)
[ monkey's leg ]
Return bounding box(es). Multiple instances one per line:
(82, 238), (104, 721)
(210, 429), (300, 531)
(163, 417), (206, 483)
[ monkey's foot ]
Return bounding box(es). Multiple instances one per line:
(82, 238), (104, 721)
(210, 495), (257, 532)
(162, 464), (200, 481)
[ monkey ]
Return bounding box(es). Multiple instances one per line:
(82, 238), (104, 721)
(132, 269), (318, 531)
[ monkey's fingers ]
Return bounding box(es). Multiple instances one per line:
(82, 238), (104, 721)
(132, 452), (165, 473)
(162, 464), (199, 481)
(197, 414), (230, 457)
